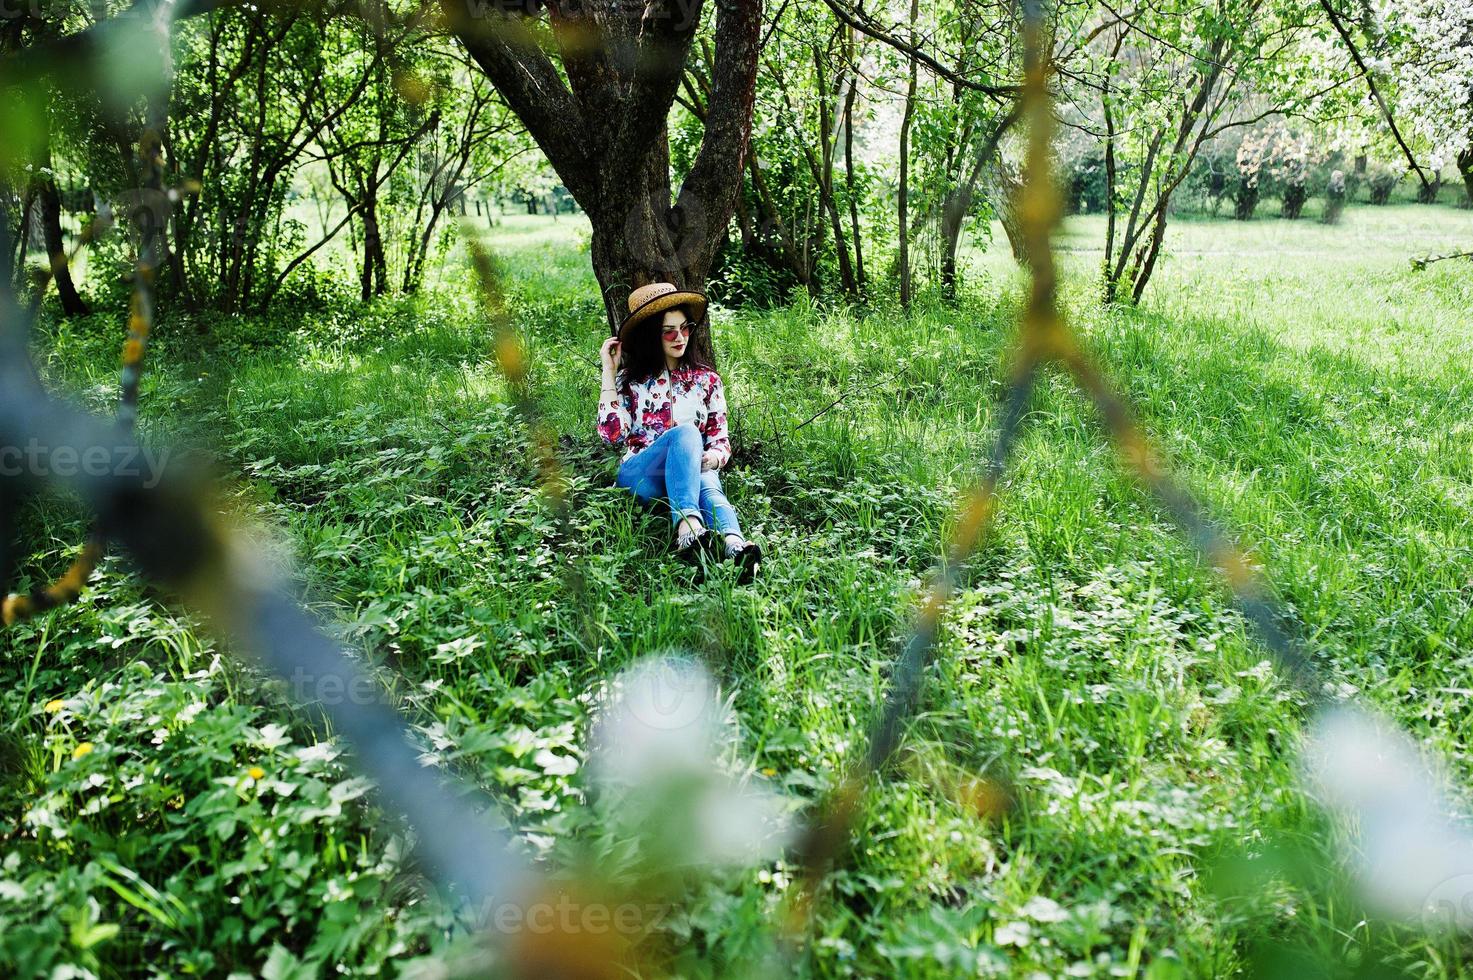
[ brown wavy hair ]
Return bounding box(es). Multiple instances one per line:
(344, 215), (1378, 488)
(619, 304), (718, 385)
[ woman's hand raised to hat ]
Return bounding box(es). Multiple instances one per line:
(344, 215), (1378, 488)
(599, 336), (622, 382)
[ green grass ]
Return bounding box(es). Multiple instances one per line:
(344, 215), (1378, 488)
(3, 202), (1473, 976)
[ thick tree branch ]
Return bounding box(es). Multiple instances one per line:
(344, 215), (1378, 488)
(821, 0), (1015, 98)
(677, 0), (762, 267)
(439, 1), (596, 201)
(945, 102), (1022, 238)
(606, 0), (704, 194)
(1317, 0), (1433, 190)
(545, 3), (619, 171)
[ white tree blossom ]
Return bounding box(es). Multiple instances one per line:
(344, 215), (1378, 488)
(1373, 0), (1473, 169)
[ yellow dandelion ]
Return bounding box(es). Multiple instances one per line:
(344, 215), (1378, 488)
(248, 766), (265, 780)
(44, 699), (65, 714)
(760, 767), (777, 777)
(72, 742), (94, 760)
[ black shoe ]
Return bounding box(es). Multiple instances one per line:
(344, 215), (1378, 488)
(728, 541), (763, 584)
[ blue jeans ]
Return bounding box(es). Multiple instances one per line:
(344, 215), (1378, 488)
(616, 424), (742, 535)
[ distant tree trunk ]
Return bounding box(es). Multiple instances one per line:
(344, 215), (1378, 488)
(938, 216), (959, 301)
(816, 50), (857, 296)
(1416, 176), (1442, 204)
(0, 181), (10, 271)
(1107, 59), (1113, 300)
(31, 98), (90, 316)
(35, 177), (89, 316)
(1346, 152), (1367, 201)
(690, 39), (815, 294)
(938, 150), (973, 301)
(444, 0), (763, 331)
(0, 185), (12, 290)
(1101, 43), (1120, 302)
(896, 0), (919, 309)
(1369, 172), (1396, 205)
(842, 50), (866, 294)
(401, 109), (474, 295)
(1322, 171), (1347, 224)
(746, 150), (813, 291)
(767, 47), (855, 295)
(265, 108), (434, 309)
(1113, 66), (1224, 299)
(938, 109), (1016, 302)
(11, 187), (35, 291)
(361, 189), (388, 301)
(1130, 211), (1168, 304)
(987, 161), (1027, 266)
(1281, 182), (1307, 219)
(1460, 146), (1473, 206)
(733, 181), (755, 249)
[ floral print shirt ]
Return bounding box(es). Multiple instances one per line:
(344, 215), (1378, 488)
(596, 366), (732, 468)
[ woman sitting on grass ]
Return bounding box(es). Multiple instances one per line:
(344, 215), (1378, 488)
(596, 282), (763, 581)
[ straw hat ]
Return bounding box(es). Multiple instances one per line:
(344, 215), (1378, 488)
(616, 282), (708, 346)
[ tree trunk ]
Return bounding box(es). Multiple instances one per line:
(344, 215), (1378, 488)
(897, 0), (919, 309)
(361, 189), (387, 301)
(938, 110), (1017, 302)
(734, 181), (755, 249)
(1460, 146), (1473, 206)
(777, 68), (856, 298)
(1131, 213), (1168, 304)
(13, 187), (35, 292)
(842, 57), (866, 295)
(1104, 42), (1226, 303)
(0, 185), (8, 264)
(32, 102), (90, 316)
(938, 174), (972, 302)
(986, 161), (1027, 266)
(0, 179), (15, 291)
(587, 128), (689, 324)
(811, 49), (856, 296)
(1102, 77), (1118, 302)
(746, 149), (813, 291)
(1281, 183), (1307, 219)
(821, 176), (856, 296)
(578, 53), (757, 328)
(445, 0), (763, 332)
(36, 177), (89, 316)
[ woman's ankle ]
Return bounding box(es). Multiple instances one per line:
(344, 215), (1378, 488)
(675, 516), (706, 547)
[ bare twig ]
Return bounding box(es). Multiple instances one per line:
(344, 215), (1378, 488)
(1411, 249), (1473, 271)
